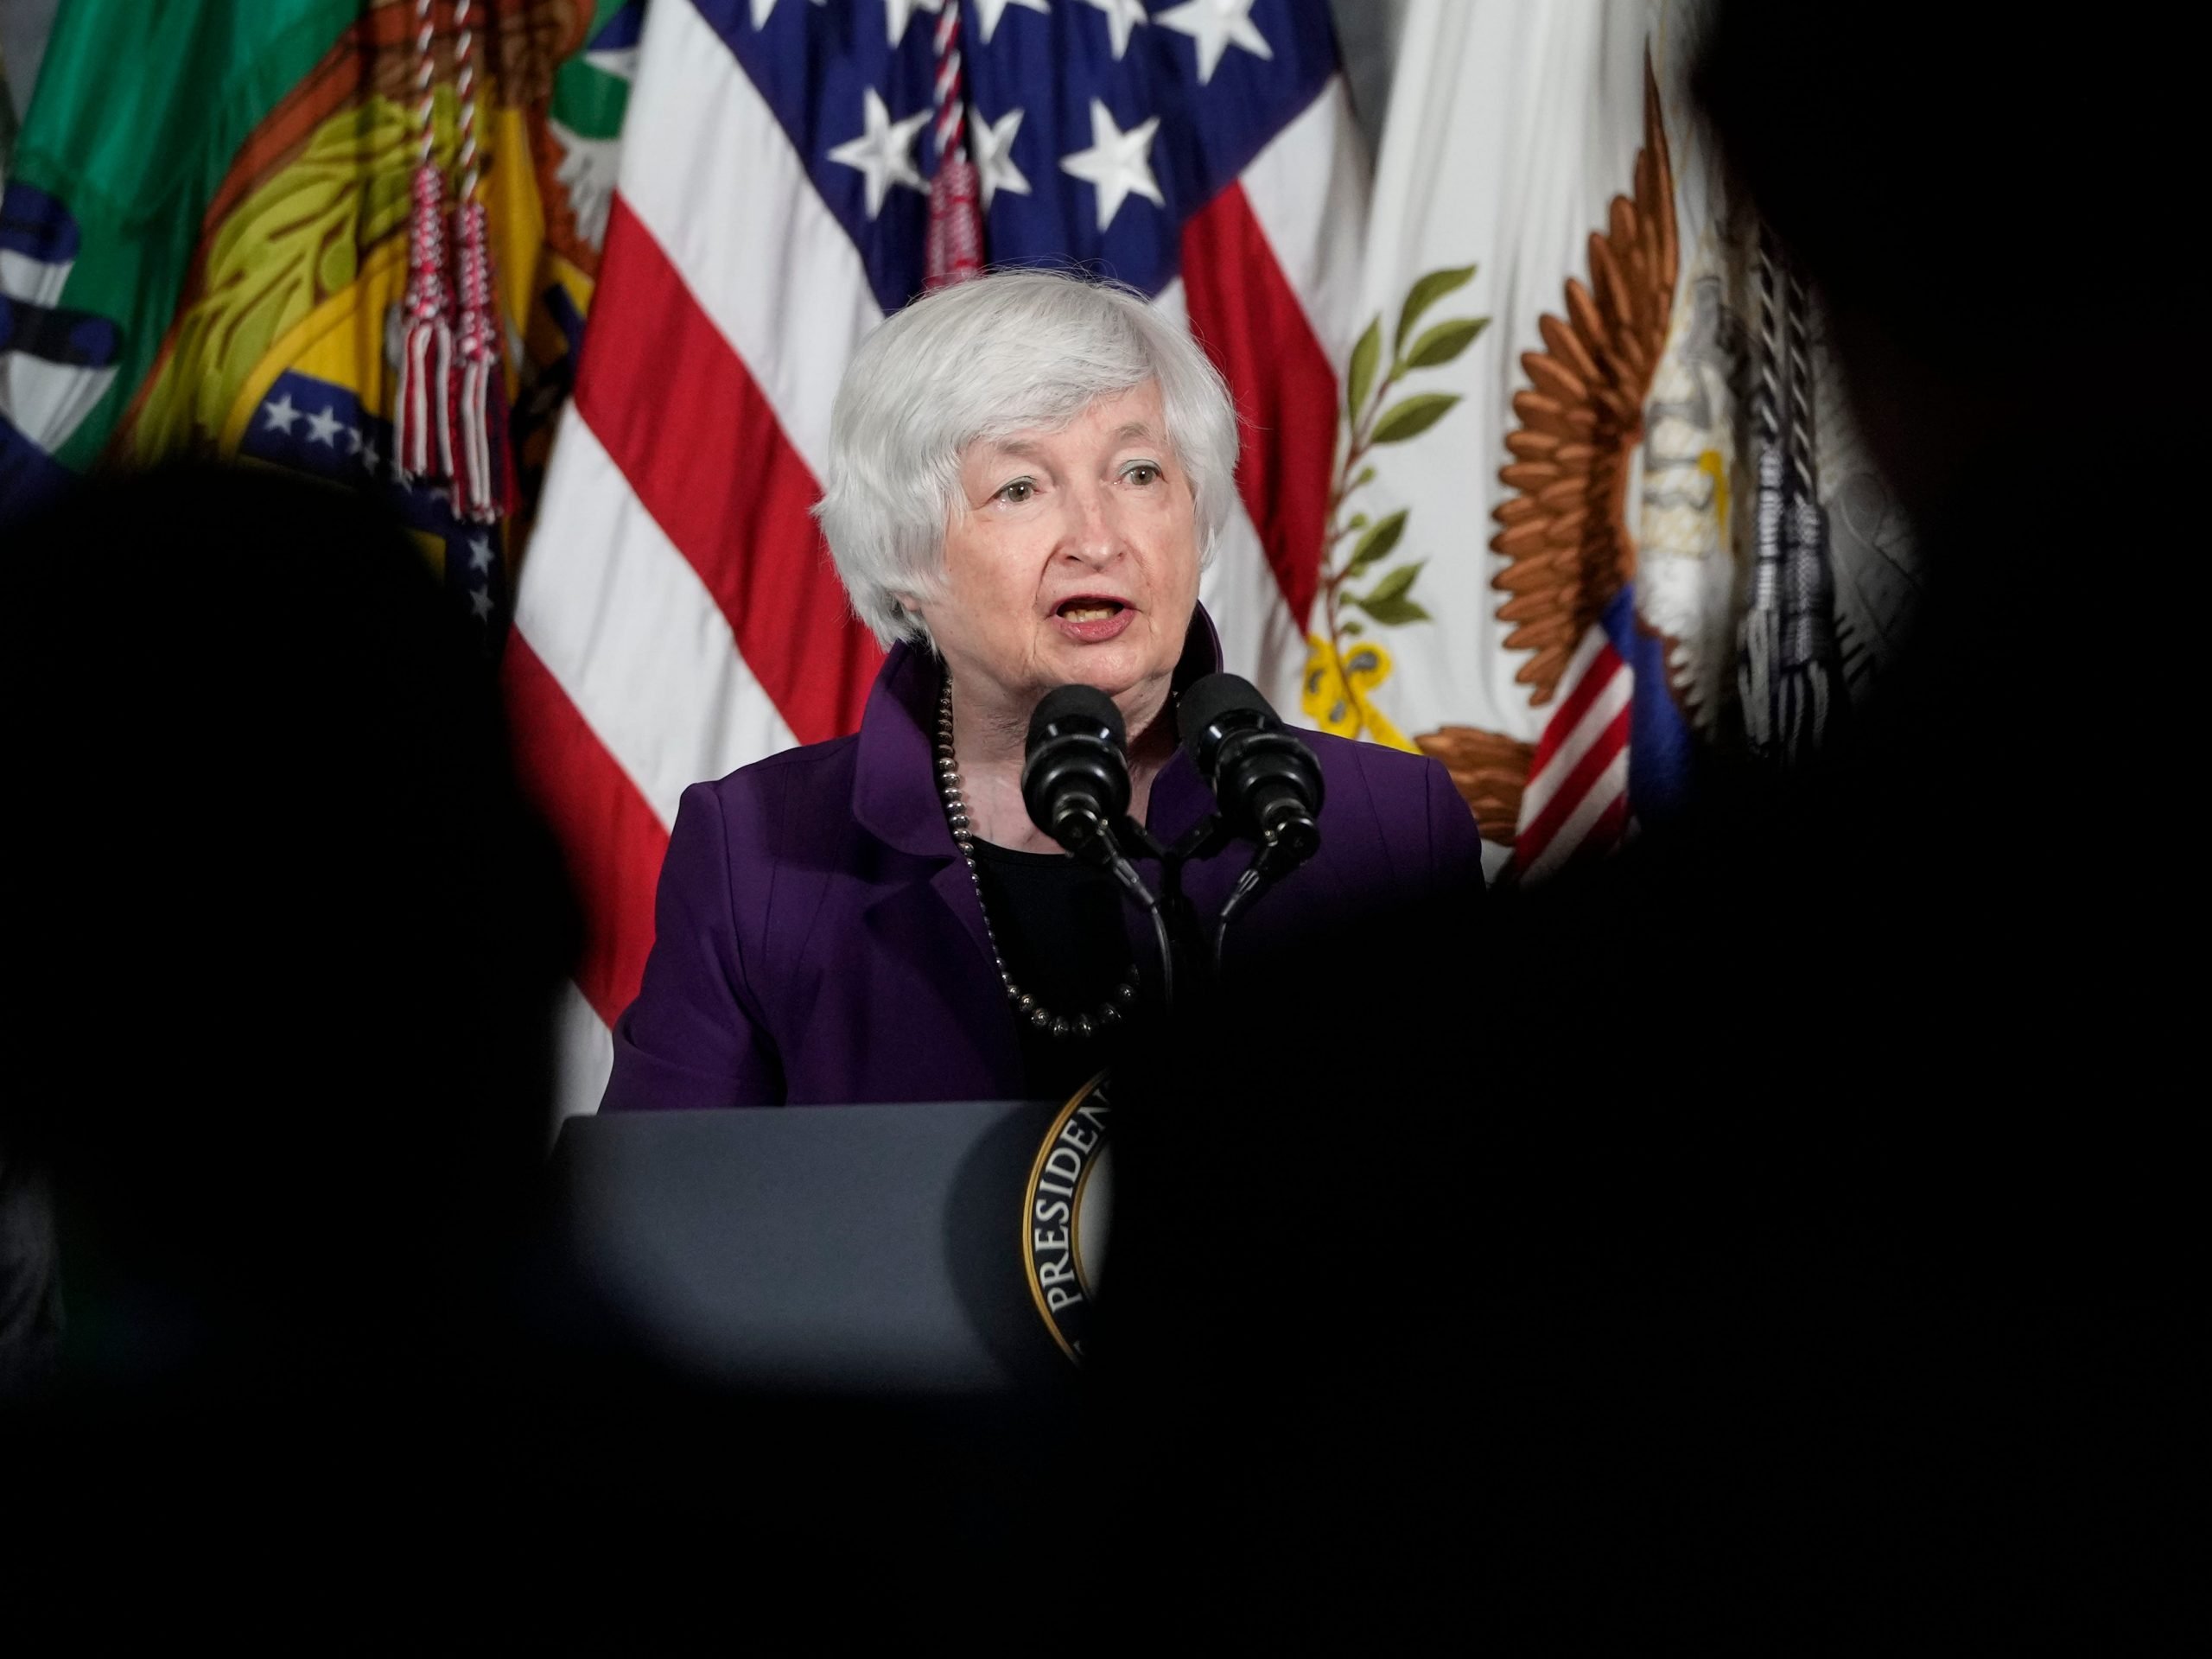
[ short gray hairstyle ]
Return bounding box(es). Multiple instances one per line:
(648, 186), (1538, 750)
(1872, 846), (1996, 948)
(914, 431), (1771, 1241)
(814, 268), (1241, 647)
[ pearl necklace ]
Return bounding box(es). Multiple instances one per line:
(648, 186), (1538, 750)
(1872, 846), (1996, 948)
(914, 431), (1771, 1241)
(936, 680), (1140, 1041)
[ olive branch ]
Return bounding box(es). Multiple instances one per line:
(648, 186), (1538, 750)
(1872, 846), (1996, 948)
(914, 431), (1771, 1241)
(1313, 264), (1488, 737)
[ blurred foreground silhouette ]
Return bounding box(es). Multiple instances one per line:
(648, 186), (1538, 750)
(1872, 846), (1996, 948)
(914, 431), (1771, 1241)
(1095, 4), (2193, 1643)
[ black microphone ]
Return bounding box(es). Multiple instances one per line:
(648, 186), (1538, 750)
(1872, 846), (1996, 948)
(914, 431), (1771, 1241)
(1020, 684), (1131, 864)
(1023, 684), (1176, 1009)
(1177, 673), (1325, 867)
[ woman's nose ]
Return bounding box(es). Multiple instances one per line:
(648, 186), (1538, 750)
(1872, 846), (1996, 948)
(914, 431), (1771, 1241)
(1058, 483), (1124, 564)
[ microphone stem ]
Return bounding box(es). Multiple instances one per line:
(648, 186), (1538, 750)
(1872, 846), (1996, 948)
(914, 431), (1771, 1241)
(1211, 865), (1269, 976)
(1105, 848), (1174, 1016)
(1148, 903), (1176, 1016)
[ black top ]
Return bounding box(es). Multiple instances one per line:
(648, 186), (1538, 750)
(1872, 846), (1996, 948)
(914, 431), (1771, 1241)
(967, 838), (1141, 1102)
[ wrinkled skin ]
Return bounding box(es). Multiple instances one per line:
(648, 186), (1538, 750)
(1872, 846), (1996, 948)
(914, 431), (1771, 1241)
(909, 381), (1200, 853)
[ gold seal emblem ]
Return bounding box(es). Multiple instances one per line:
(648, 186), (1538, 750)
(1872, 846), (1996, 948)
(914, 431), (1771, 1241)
(1022, 1072), (1114, 1363)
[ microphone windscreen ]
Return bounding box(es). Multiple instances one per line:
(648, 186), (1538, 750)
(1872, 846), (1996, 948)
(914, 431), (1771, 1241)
(1027, 683), (1126, 750)
(1175, 672), (1272, 762)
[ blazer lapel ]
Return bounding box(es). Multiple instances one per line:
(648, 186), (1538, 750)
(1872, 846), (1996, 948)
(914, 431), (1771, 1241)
(845, 860), (1020, 1090)
(841, 607), (1229, 1086)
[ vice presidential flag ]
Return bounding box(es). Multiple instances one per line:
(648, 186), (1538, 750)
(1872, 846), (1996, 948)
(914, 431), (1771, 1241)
(507, 0), (1369, 1116)
(1341, 0), (1916, 880)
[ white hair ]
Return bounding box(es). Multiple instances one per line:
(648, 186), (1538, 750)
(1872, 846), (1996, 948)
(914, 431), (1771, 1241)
(814, 268), (1241, 647)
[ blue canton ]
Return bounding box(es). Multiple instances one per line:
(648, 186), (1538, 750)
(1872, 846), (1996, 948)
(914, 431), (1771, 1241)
(697, 0), (1339, 315)
(242, 371), (510, 638)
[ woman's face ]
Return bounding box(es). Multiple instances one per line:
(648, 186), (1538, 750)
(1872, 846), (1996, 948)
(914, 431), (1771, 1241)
(914, 381), (1201, 721)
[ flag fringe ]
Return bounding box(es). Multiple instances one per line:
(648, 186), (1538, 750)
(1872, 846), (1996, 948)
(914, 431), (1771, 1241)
(449, 198), (515, 522)
(395, 162), (454, 482)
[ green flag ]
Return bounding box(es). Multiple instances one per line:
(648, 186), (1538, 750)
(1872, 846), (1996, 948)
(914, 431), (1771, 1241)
(1, 0), (635, 563)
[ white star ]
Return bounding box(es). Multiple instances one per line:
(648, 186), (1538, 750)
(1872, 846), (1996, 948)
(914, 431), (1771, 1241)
(467, 535), (495, 572)
(1079, 0), (1146, 59)
(969, 105), (1032, 210)
(305, 406), (345, 447)
(359, 435), (382, 476)
(1059, 99), (1164, 232)
(583, 44), (639, 79)
(828, 86), (931, 219)
(1155, 0), (1273, 85)
(550, 120), (620, 248)
(261, 393), (302, 435)
(748, 0), (826, 27)
(470, 588), (494, 620)
(882, 0), (941, 46)
(969, 0), (1049, 46)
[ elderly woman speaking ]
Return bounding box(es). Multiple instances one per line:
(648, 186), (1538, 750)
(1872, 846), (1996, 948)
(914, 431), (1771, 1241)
(602, 270), (1484, 1111)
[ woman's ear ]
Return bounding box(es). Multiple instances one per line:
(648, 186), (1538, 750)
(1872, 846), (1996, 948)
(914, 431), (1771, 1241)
(893, 597), (934, 649)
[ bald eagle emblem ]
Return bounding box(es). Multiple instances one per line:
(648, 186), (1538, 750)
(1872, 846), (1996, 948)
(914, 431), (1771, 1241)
(1417, 61), (1713, 859)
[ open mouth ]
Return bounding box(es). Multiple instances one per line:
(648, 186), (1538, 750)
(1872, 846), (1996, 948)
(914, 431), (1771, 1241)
(1054, 597), (1128, 622)
(1050, 595), (1136, 643)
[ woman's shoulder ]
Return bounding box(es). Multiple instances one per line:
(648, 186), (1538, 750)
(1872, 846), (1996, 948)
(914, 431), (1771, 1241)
(1300, 726), (1451, 808)
(715, 731), (864, 789)
(1299, 727), (1491, 861)
(677, 734), (865, 845)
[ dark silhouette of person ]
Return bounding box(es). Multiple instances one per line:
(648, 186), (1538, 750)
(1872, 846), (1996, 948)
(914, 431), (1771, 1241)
(0, 467), (1082, 1638)
(0, 466), (587, 1608)
(1084, 6), (2192, 1646)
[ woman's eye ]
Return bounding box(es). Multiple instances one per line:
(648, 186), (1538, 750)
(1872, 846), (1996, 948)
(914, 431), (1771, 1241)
(996, 479), (1034, 504)
(1125, 462), (1160, 486)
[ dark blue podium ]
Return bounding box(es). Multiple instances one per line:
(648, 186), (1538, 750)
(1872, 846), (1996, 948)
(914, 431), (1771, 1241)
(550, 1098), (1099, 1395)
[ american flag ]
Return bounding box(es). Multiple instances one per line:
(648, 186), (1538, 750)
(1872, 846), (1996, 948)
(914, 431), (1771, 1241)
(1512, 587), (1691, 882)
(505, 0), (1367, 1116)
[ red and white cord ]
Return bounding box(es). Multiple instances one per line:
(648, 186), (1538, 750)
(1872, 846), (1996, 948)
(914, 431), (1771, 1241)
(925, 2), (985, 289)
(395, 0), (454, 483)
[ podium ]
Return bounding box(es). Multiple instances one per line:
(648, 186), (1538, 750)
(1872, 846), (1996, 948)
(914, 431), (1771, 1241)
(550, 1099), (1096, 1395)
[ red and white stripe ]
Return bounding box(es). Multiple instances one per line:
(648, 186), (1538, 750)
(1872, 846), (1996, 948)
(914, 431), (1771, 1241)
(1513, 623), (1632, 881)
(509, 1), (1366, 1117)
(1513, 623), (1637, 885)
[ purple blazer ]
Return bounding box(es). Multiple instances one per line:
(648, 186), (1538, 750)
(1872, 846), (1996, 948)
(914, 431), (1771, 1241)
(601, 615), (1485, 1109)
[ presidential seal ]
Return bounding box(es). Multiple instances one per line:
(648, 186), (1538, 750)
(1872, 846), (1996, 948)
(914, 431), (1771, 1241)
(1023, 1071), (1114, 1364)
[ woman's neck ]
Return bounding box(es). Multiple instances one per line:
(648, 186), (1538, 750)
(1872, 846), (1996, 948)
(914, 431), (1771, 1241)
(947, 671), (1175, 854)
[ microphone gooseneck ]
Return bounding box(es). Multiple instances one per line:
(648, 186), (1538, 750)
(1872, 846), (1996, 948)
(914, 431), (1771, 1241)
(1020, 683), (1174, 1012)
(1176, 673), (1325, 969)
